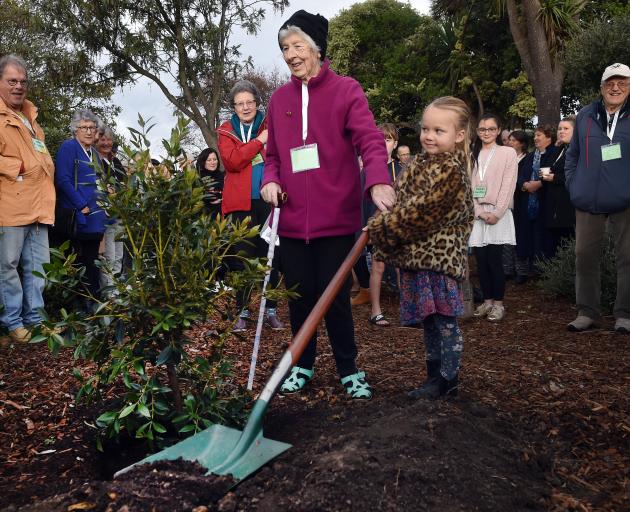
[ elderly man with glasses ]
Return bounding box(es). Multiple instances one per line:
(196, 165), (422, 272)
(565, 63), (630, 333)
(0, 54), (56, 346)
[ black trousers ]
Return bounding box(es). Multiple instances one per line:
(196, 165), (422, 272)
(228, 199), (280, 311)
(280, 235), (358, 377)
(73, 238), (102, 300)
(475, 244), (505, 301)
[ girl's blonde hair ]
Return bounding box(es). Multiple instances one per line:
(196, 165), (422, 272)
(423, 96), (474, 174)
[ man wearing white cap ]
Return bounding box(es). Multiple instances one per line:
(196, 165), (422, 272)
(565, 63), (630, 333)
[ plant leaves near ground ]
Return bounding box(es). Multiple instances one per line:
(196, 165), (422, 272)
(40, 116), (289, 448)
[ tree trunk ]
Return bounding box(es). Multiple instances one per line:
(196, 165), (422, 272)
(532, 74), (563, 126)
(505, 0), (563, 126)
(471, 80), (484, 117)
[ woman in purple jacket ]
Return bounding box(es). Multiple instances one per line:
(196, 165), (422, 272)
(260, 10), (395, 400)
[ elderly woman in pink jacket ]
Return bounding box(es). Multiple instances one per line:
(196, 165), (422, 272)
(260, 10), (395, 400)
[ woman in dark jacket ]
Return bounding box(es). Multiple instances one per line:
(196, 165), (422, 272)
(195, 147), (224, 218)
(540, 117), (576, 258)
(514, 124), (560, 279)
(54, 109), (107, 300)
(506, 130), (530, 283)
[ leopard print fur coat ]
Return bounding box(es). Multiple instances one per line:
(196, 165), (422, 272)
(367, 150), (474, 280)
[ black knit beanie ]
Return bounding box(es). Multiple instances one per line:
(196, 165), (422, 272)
(278, 10), (329, 60)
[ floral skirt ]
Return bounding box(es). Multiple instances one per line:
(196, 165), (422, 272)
(399, 270), (463, 326)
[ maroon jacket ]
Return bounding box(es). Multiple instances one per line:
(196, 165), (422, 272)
(262, 61), (390, 240)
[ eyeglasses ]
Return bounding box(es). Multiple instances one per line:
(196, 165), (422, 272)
(603, 80), (629, 90)
(77, 125), (97, 133)
(234, 100), (256, 110)
(5, 79), (28, 87)
(477, 127), (498, 134)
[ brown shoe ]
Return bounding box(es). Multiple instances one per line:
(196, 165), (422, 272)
(351, 287), (370, 306)
(9, 327), (31, 343)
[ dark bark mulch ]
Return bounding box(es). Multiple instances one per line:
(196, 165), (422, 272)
(0, 280), (628, 511)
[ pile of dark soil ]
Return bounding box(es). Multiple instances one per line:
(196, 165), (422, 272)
(1, 280), (628, 511)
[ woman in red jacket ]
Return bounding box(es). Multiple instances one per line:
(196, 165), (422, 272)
(217, 80), (283, 332)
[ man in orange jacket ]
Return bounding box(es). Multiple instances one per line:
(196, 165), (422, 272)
(0, 54), (55, 346)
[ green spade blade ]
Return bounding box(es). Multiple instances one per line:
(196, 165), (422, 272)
(114, 400), (291, 482)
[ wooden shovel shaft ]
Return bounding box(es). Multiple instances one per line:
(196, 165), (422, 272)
(287, 230), (369, 364)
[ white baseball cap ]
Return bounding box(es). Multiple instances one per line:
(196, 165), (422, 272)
(601, 63), (630, 83)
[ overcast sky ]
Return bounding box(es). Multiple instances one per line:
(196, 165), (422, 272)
(113, 0), (432, 156)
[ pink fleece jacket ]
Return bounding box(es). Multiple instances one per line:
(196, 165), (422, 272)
(261, 61), (390, 241)
(471, 145), (518, 219)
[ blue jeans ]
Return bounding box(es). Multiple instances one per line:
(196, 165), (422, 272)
(0, 224), (50, 331)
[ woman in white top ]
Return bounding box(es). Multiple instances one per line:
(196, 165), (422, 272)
(469, 114), (518, 321)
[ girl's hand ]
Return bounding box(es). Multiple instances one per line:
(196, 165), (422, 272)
(484, 213), (499, 225)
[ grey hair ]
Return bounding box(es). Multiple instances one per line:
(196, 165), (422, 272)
(98, 125), (115, 139)
(229, 80), (262, 108)
(0, 54), (28, 78)
(69, 109), (101, 136)
(278, 26), (321, 58)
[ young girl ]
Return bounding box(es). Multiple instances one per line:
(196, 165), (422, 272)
(367, 96), (475, 398)
(469, 114), (518, 322)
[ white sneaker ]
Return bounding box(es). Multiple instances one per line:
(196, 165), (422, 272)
(487, 305), (505, 322)
(474, 303), (493, 318)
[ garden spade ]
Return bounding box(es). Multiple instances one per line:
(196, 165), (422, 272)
(114, 230), (369, 483)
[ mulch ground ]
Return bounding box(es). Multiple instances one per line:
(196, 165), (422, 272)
(0, 279), (628, 511)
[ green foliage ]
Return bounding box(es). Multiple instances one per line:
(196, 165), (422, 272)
(329, 0), (449, 126)
(0, 0), (117, 156)
(502, 72), (537, 124)
(33, 0), (288, 147)
(35, 116), (287, 447)
(564, 13), (630, 105)
(536, 236), (617, 314)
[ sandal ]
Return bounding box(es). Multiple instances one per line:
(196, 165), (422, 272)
(369, 313), (390, 327)
(280, 366), (314, 394)
(340, 371), (373, 400)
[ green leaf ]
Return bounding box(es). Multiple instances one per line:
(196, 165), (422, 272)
(155, 346), (172, 366)
(119, 403), (136, 418)
(96, 411), (117, 426)
(137, 403), (151, 418)
(152, 422), (167, 433)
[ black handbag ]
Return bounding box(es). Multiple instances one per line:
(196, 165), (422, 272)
(53, 160), (79, 239)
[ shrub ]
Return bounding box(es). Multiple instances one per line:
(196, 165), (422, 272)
(536, 235), (617, 314)
(33, 116), (286, 448)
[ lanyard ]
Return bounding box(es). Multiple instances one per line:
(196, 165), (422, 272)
(239, 122), (253, 143)
(390, 161), (396, 182)
(478, 145), (497, 182)
(16, 112), (35, 136)
(301, 83), (309, 144)
(607, 111), (620, 143)
(553, 146), (566, 165)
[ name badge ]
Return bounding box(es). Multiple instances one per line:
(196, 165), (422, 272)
(251, 153), (264, 166)
(473, 185), (487, 198)
(290, 143), (320, 173)
(601, 143), (621, 162)
(32, 138), (48, 153)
